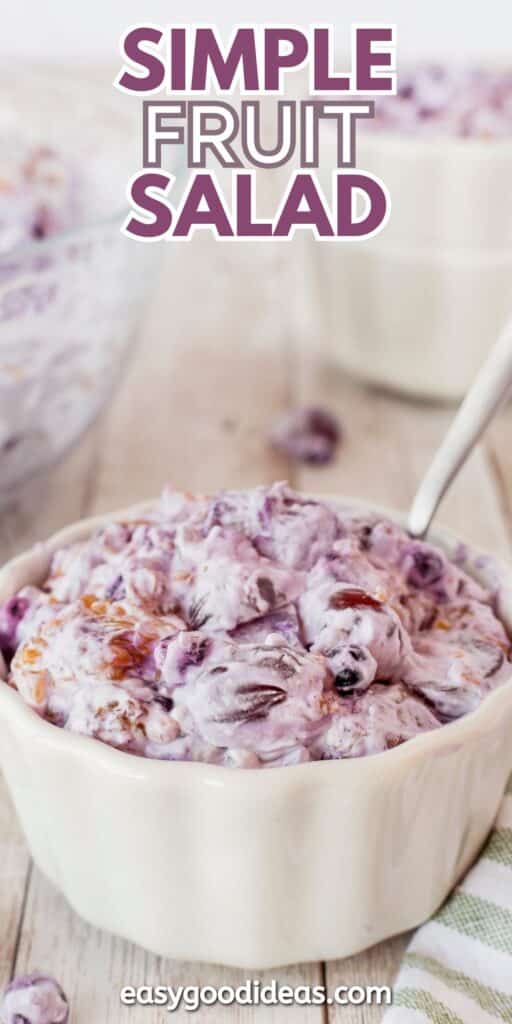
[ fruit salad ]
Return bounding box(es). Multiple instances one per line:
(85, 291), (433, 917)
(0, 139), (79, 254)
(0, 133), (151, 499)
(1, 483), (509, 766)
(372, 65), (512, 137)
(0, 974), (69, 1024)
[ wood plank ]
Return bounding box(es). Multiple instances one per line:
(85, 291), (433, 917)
(15, 870), (322, 1023)
(325, 935), (409, 1024)
(0, 776), (31, 994)
(88, 236), (294, 514)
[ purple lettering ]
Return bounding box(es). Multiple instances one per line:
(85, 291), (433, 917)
(264, 29), (308, 90)
(118, 27), (165, 93)
(174, 174), (233, 237)
(125, 172), (173, 238)
(170, 28), (187, 90)
(236, 174), (272, 236)
(275, 174), (334, 237)
(356, 28), (394, 91)
(313, 29), (350, 91)
(337, 173), (388, 236)
(191, 29), (259, 91)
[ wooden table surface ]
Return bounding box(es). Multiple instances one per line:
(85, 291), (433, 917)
(0, 229), (511, 1022)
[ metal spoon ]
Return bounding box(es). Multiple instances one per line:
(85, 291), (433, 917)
(408, 317), (512, 539)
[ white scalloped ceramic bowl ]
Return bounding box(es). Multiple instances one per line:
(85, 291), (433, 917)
(356, 133), (512, 250)
(0, 499), (512, 968)
(315, 129), (512, 400)
(313, 240), (512, 400)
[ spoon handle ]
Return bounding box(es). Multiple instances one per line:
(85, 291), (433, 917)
(408, 317), (512, 539)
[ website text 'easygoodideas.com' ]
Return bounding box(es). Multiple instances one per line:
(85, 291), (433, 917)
(120, 980), (393, 1012)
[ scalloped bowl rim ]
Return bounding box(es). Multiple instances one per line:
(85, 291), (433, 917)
(0, 494), (511, 789)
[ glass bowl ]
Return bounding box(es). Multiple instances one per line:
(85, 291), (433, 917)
(0, 67), (175, 507)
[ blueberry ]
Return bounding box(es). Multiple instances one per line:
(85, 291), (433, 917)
(2, 435), (22, 453)
(1, 974), (69, 1024)
(155, 695), (174, 712)
(359, 524), (373, 551)
(405, 546), (444, 588)
(31, 221), (46, 239)
(269, 406), (341, 466)
(334, 668), (361, 694)
(0, 595), (29, 662)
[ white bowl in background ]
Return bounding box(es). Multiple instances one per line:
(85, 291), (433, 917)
(315, 129), (512, 401)
(312, 239), (512, 401)
(0, 500), (511, 968)
(355, 134), (512, 250)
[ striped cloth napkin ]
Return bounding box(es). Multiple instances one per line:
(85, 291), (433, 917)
(384, 778), (512, 1023)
